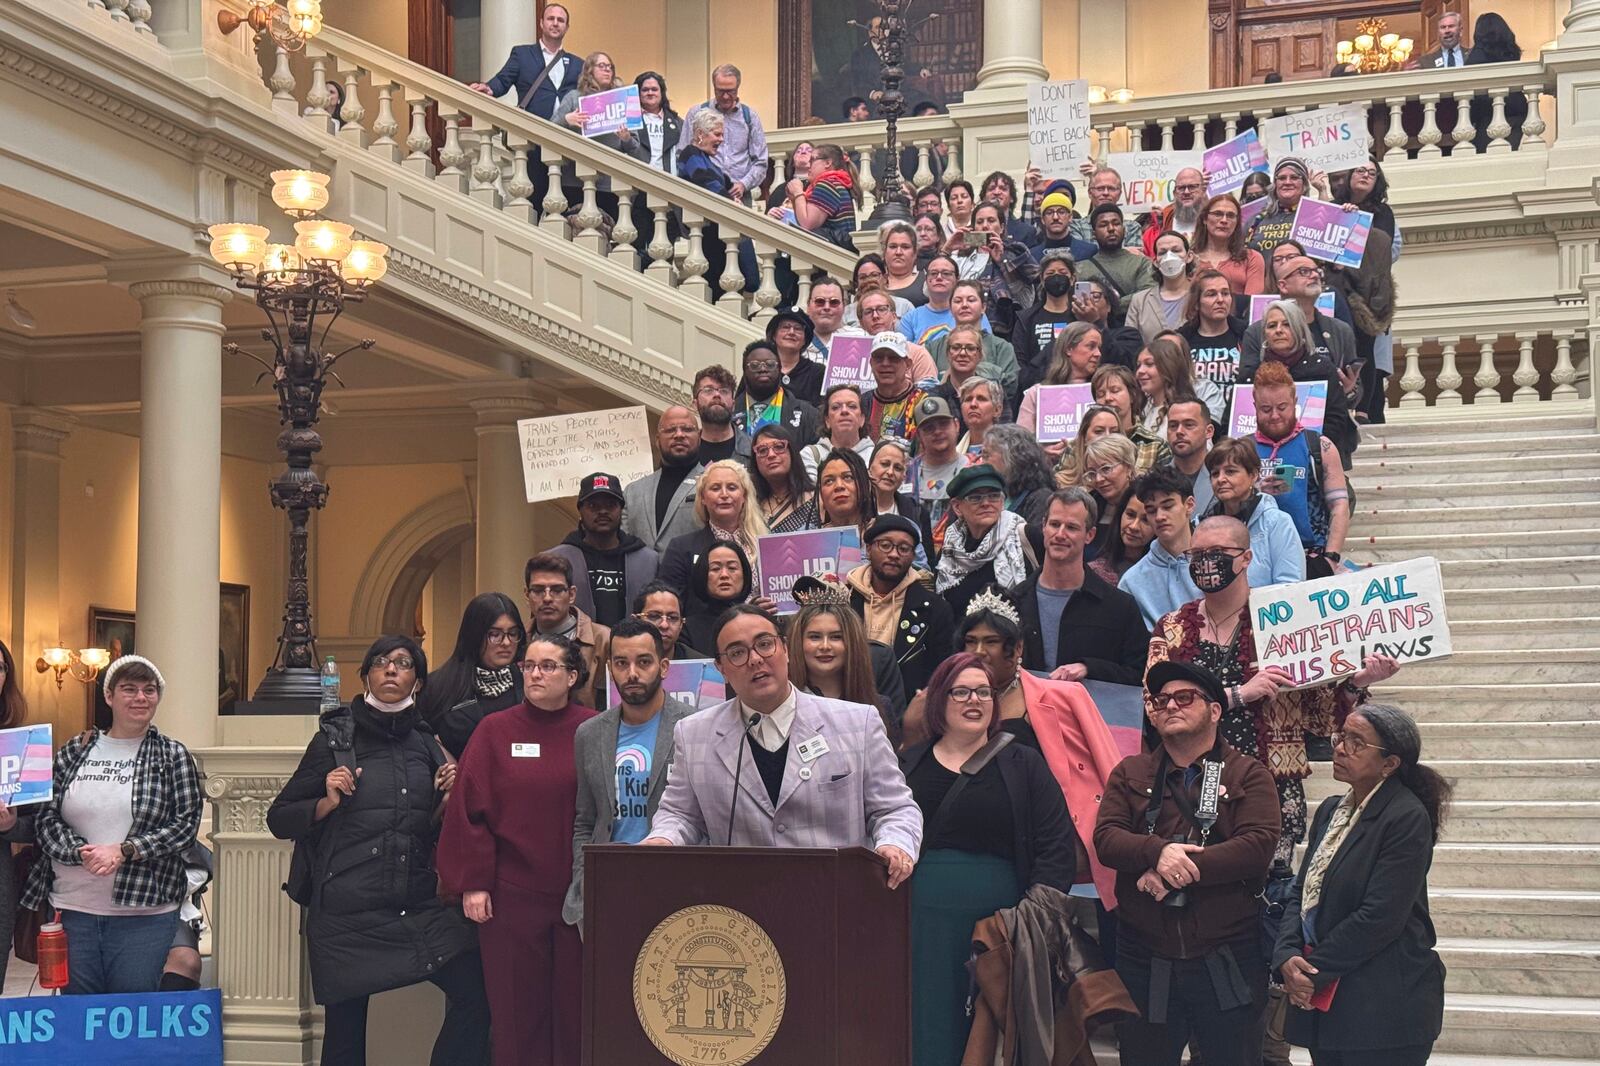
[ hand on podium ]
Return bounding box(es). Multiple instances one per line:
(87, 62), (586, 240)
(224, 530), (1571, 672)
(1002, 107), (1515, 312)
(876, 845), (915, 889)
(639, 836), (672, 846)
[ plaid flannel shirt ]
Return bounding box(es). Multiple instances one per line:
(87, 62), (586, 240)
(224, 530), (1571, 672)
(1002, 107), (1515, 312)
(21, 725), (203, 911)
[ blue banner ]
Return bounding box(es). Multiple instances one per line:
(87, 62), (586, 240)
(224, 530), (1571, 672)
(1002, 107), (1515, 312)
(0, 989), (222, 1064)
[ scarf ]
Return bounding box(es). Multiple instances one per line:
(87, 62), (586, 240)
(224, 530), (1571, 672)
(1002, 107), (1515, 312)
(475, 665), (517, 698)
(743, 386), (786, 430)
(1300, 777), (1388, 944)
(936, 509), (1029, 593)
(1254, 422), (1304, 463)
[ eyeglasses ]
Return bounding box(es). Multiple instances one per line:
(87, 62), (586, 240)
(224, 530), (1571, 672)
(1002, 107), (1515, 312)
(753, 445), (788, 459)
(960, 490), (1004, 505)
(519, 659), (569, 675)
(719, 632), (781, 666)
(948, 685), (994, 703)
(1286, 267), (1323, 280)
(948, 343), (982, 354)
(1331, 731), (1389, 756)
(1351, 167), (1378, 177)
(1206, 209), (1238, 220)
(926, 269), (957, 278)
(1174, 183), (1202, 193)
(485, 628), (524, 645)
(811, 298), (843, 308)
(526, 583), (571, 599)
(696, 385), (732, 398)
(370, 655), (415, 671)
(746, 360), (779, 372)
(870, 539), (915, 556)
(862, 304), (895, 317)
(1151, 689), (1207, 708)
(1086, 464), (1127, 481)
(641, 610), (683, 626)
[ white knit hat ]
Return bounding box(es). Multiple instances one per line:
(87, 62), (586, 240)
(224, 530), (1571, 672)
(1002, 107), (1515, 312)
(103, 654), (167, 700)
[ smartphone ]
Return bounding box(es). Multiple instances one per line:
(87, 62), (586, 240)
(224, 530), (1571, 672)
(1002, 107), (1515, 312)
(962, 230), (986, 249)
(1075, 281), (1095, 299)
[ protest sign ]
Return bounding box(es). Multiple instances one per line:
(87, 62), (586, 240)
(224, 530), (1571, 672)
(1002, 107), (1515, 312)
(1247, 292), (1336, 323)
(606, 659), (727, 711)
(1258, 104), (1372, 173)
(1240, 194), (1268, 233)
(0, 723), (52, 807)
(755, 529), (862, 615)
(1033, 384), (1098, 443)
(1027, 80), (1093, 172)
(1290, 198), (1373, 268)
(518, 407), (653, 503)
(577, 84), (642, 138)
(0, 989), (223, 1065)
(1228, 382), (1327, 437)
(1250, 557), (1452, 688)
(1105, 151), (1204, 210)
(821, 332), (875, 392)
(1203, 130), (1269, 197)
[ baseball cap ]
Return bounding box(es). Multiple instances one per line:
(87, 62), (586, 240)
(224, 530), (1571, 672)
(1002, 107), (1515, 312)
(578, 472), (625, 505)
(871, 331), (909, 358)
(914, 395), (956, 424)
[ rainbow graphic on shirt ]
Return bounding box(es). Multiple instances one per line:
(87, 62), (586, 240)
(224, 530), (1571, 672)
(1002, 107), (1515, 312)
(0, 723), (55, 807)
(615, 744), (652, 776)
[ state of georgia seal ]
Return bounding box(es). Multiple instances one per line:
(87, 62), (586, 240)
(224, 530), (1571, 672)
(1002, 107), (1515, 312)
(632, 905), (786, 1066)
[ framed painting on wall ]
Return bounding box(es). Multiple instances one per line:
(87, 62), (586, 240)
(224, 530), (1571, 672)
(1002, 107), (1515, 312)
(87, 605), (137, 731)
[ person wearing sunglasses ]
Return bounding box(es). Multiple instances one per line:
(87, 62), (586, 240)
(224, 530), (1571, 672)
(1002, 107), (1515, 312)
(1094, 659), (1283, 1066)
(641, 605), (922, 888)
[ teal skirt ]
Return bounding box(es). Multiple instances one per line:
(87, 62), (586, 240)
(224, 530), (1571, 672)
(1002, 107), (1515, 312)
(911, 849), (1023, 1066)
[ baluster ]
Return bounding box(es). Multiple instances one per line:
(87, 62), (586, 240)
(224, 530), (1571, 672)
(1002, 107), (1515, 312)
(435, 109), (469, 192)
(645, 197), (676, 285)
(337, 67), (368, 147)
(403, 96), (436, 177)
(1552, 334), (1579, 398)
(1485, 87), (1514, 154)
(470, 128), (504, 209)
(857, 148), (878, 220)
(127, 0), (152, 35)
(1383, 98), (1408, 159)
(678, 215), (711, 301)
(1416, 95), (1443, 158)
(304, 54), (332, 133)
(269, 45), (298, 117)
(752, 248), (783, 323)
(793, 265), (813, 310)
(1472, 335), (1505, 402)
(942, 141), (962, 184)
(1435, 339), (1462, 405)
(717, 229), (747, 314)
(1511, 333), (1541, 400)
(88, 0), (106, 12)
(912, 144), (934, 189)
(1438, 93), (1461, 155)
(540, 153), (568, 234)
(369, 80), (402, 163)
(603, 187), (638, 269)
(1221, 112), (1239, 140)
(1397, 338), (1426, 408)
(1158, 120), (1175, 152)
(1522, 86), (1548, 152)
(503, 137), (536, 223)
(1185, 116), (1205, 148)
(104, 0), (129, 23)
(571, 169), (608, 254)
(770, 154), (787, 189)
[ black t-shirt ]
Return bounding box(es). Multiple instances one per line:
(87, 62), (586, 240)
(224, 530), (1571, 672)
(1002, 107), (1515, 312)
(907, 754), (1015, 860)
(1180, 322), (1245, 386)
(1015, 307), (1076, 386)
(698, 435), (739, 465)
(581, 543), (627, 626)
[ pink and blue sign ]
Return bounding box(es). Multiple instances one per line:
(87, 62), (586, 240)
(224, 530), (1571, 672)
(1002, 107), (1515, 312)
(1033, 383), (1098, 443)
(606, 659), (727, 711)
(1228, 382), (1328, 438)
(1290, 198), (1373, 269)
(756, 529), (862, 614)
(1203, 130), (1269, 197)
(578, 85), (643, 138)
(0, 724), (53, 807)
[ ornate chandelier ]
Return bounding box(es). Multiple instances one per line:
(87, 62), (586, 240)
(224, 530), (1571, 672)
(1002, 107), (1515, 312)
(1336, 18), (1414, 74)
(217, 0), (324, 52)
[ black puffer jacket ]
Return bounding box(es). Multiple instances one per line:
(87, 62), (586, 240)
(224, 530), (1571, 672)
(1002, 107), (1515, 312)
(268, 699), (477, 1005)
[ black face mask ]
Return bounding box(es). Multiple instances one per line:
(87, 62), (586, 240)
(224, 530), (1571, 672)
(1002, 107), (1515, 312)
(1042, 275), (1074, 298)
(1189, 548), (1243, 594)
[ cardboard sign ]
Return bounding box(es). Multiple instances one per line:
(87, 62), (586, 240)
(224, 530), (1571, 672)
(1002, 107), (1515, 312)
(0, 723), (52, 807)
(1105, 151), (1204, 210)
(1247, 292), (1336, 323)
(0, 989), (223, 1065)
(1203, 130), (1270, 197)
(755, 529), (862, 615)
(821, 333), (875, 392)
(605, 659), (727, 711)
(518, 407), (654, 503)
(577, 84), (643, 138)
(1251, 557), (1452, 688)
(1258, 104), (1372, 173)
(1290, 198), (1373, 269)
(1228, 383), (1327, 438)
(1027, 80), (1093, 172)
(1033, 383), (1099, 443)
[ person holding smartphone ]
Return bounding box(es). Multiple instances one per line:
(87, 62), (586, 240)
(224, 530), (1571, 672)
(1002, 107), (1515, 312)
(1249, 361), (1350, 579)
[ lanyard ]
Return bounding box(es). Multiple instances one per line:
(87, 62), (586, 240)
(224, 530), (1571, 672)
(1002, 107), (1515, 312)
(1144, 744), (1226, 845)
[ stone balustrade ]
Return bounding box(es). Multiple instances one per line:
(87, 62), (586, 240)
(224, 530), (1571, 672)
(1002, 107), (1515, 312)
(87, 0), (156, 36)
(1391, 330), (1589, 411)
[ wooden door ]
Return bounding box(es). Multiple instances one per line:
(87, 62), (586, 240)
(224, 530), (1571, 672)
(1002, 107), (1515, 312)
(1240, 17), (1337, 83)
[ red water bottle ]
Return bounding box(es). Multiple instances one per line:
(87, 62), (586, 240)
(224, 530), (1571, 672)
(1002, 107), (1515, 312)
(37, 921), (68, 989)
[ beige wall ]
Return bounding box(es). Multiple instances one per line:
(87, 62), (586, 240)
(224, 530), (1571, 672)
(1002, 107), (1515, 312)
(1126, 0), (1209, 97)
(320, 0), (408, 58)
(710, 0), (778, 125)
(1043, 0), (1081, 81)
(568, 1), (667, 89)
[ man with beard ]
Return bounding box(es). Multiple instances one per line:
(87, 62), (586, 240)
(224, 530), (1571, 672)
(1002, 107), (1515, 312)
(1140, 167), (1208, 257)
(1070, 165), (1145, 249)
(692, 365), (752, 464)
(1163, 397), (1216, 516)
(545, 473), (659, 628)
(845, 514), (954, 699)
(1251, 360), (1350, 578)
(859, 332), (930, 444)
(1025, 180), (1098, 263)
(524, 552), (610, 708)
(624, 405), (705, 552)
(631, 581), (698, 661)
(732, 340), (821, 445)
(564, 617), (697, 925)
(1077, 204), (1156, 320)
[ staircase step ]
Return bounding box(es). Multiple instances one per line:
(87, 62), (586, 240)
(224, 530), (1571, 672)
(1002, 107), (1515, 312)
(1363, 412), (1596, 445)
(1384, 650), (1600, 687)
(1419, 723), (1600, 759)
(1358, 431), (1600, 459)
(1435, 993), (1600, 1058)
(1353, 530), (1600, 562)
(1432, 889), (1600, 941)
(1439, 557), (1600, 587)
(1430, 845), (1600, 889)
(1357, 501), (1600, 535)
(1426, 759), (1600, 801)
(1444, 587), (1600, 621)
(1351, 451), (1600, 482)
(1373, 683), (1600, 723)
(1356, 477), (1600, 508)
(1445, 621), (1600, 651)
(1439, 938), (1600, 997)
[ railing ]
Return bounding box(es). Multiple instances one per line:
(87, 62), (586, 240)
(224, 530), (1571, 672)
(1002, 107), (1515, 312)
(766, 114), (966, 221)
(87, 0), (156, 37)
(279, 27), (858, 321)
(1389, 330), (1589, 410)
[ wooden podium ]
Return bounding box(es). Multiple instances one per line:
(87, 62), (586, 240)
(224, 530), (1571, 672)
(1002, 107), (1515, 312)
(583, 845), (910, 1066)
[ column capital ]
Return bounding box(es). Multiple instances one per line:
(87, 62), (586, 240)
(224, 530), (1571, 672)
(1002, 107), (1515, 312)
(457, 380), (549, 427)
(11, 407), (79, 457)
(127, 278), (233, 307)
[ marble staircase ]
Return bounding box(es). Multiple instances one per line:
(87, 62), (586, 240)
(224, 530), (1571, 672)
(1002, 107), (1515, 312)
(1300, 410), (1600, 1063)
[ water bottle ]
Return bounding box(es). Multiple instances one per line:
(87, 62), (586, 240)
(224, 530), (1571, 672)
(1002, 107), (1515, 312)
(37, 922), (68, 989)
(320, 657), (342, 716)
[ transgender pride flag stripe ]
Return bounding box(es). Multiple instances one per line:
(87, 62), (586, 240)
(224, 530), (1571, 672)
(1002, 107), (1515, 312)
(0, 723), (55, 806)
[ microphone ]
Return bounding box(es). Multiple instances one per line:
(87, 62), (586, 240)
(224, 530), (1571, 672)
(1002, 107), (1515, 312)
(726, 712), (762, 847)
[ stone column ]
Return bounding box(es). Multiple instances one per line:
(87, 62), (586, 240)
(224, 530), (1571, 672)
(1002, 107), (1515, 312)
(975, 0), (1048, 89)
(130, 278), (230, 750)
(1564, 0), (1600, 40)
(9, 409), (78, 738)
(461, 383), (545, 600)
(480, 0), (540, 81)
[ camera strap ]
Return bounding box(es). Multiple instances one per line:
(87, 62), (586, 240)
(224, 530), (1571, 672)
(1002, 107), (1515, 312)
(1144, 742), (1226, 845)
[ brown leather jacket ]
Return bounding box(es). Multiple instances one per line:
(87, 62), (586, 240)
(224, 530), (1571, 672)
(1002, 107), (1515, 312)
(1093, 740), (1280, 958)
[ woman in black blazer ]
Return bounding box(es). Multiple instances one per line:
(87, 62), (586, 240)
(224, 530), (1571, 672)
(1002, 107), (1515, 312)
(1273, 702), (1452, 1066)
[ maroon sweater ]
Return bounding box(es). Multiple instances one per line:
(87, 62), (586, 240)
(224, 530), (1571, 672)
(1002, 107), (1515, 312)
(438, 701), (595, 899)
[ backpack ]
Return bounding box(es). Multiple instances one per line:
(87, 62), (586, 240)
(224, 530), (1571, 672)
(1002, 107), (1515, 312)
(282, 710), (357, 907)
(1302, 428), (1356, 512)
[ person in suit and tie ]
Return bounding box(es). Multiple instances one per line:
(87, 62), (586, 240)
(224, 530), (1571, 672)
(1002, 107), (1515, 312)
(622, 406), (705, 553)
(564, 618), (697, 927)
(470, 3), (581, 207)
(642, 604), (922, 890)
(1413, 10), (1467, 68)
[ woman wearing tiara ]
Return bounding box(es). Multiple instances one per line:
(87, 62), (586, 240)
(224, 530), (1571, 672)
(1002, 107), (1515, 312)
(789, 575), (907, 737)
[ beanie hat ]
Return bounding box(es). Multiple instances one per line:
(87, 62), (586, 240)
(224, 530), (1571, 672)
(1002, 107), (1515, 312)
(1039, 178), (1076, 208)
(103, 655), (167, 701)
(1273, 156), (1311, 185)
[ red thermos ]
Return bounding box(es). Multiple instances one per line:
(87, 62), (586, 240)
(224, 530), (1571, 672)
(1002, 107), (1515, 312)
(37, 922), (68, 989)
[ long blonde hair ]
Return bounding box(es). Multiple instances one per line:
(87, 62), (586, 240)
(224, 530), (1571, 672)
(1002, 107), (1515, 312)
(577, 52), (617, 95)
(693, 459), (769, 549)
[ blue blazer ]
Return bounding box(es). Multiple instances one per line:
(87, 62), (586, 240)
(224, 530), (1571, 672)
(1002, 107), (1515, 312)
(485, 45), (583, 120)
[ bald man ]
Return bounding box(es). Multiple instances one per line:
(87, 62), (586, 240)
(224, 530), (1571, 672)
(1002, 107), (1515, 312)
(622, 406), (705, 552)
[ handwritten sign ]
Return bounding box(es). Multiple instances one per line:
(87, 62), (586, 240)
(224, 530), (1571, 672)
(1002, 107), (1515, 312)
(1248, 292), (1336, 323)
(1203, 130), (1269, 197)
(518, 406), (654, 503)
(755, 529), (862, 615)
(1258, 104), (1372, 173)
(821, 333), (875, 392)
(0, 724), (52, 807)
(1228, 382), (1327, 438)
(1290, 198), (1373, 268)
(577, 84), (642, 138)
(1027, 80), (1093, 172)
(1251, 557), (1452, 688)
(1105, 151), (1204, 210)
(1033, 383), (1098, 443)
(0, 989), (223, 1065)
(606, 659), (727, 711)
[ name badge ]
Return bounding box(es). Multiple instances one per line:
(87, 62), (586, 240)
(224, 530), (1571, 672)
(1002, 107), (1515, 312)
(796, 736), (829, 763)
(512, 743), (541, 758)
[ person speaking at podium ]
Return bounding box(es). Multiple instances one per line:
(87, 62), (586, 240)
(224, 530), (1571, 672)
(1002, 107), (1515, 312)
(642, 604), (923, 888)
